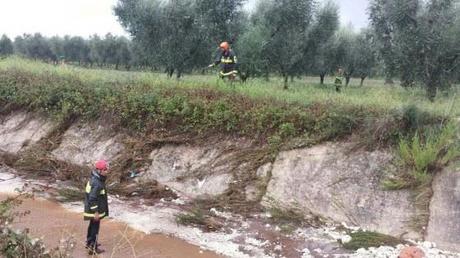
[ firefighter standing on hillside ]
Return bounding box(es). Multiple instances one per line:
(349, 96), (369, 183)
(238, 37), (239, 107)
(208, 41), (238, 80)
(334, 68), (344, 92)
(84, 160), (110, 255)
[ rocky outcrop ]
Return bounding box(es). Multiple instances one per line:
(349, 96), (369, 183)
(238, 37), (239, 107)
(263, 143), (419, 238)
(51, 123), (125, 167)
(0, 112), (53, 154)
(144, 144), (235, 198)
(426, 163), (460, 252)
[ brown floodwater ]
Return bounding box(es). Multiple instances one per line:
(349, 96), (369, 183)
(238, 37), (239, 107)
(1, 194), (223, 258)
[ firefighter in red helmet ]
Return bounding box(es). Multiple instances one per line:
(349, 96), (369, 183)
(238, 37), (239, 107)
(208, 41), (238, 80)
(83, 160), (109, 255)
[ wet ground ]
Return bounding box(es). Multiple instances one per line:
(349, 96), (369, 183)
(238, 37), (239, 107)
(1, 194), (222, 258)
(3, 167), (458, 258)
(0, 167), (347, 258)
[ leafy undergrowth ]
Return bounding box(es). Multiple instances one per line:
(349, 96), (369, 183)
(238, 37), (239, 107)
(342, 231), (402, 250)
(0, 193), (75, 257)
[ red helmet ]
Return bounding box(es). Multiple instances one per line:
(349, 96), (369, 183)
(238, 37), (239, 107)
(95, 160), (108, 171)
(219, 41), (229, 51)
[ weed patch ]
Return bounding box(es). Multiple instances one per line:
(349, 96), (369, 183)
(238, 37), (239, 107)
(384, 122), (460, 190)
(175, 206), (223, 232)
(341, 231), (402, 250)
(56, 188), (84, 202)
(266, 206), (326, 234)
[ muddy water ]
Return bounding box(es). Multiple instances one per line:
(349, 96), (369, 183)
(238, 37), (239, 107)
(1, 194), (222, 258)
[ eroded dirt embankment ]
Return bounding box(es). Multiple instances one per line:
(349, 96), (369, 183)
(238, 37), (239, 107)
(1, 111), (460, 257)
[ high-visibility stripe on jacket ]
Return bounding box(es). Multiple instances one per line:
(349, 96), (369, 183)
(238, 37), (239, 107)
(214, 49), (238, 72)
(84, 170), (109, 220)
(220, 55), (237, 64)
(219, 70), (238, 77)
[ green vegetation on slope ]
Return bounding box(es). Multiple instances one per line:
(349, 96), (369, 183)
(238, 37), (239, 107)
(1, 58), (456, 147)
(384, 122), (460, 190)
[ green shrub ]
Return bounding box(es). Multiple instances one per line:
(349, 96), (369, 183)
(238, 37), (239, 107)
(119, 91), (158, 129)
(385, 122), (460, 189)
(402, 104), (422, 132)
(279, 122), (296, 138)
(207, 101), (239, 131)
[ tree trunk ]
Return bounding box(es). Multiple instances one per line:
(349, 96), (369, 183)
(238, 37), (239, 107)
(176, 69), (182, 79)
(426, 81), (437, 102)
(166, 67), (174, 78)
(426, 70), (441, 102)
(283, 75), (288, 90)
(320, 74), (325, 85)
(345, 76), (351, 86)
(360, 76), (366, 86)
(290, 75), (294, 83)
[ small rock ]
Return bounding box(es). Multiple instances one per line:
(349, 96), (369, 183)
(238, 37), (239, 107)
(340, 235), (352, 244)
(399, 246), (425, 258)
(421, 241), (435, 249)
(172, 198), (185, 205)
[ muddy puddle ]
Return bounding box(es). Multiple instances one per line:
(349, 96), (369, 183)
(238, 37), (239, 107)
(0, 194), (222, 258)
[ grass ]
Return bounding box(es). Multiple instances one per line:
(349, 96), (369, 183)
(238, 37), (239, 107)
(1, 57), (458, 118)
(342, 231), (402, 250)
(384, 122), (460, 190)
(266, 205), (326, 233)
(175, 207), (222, 232)
(0, 57), (455, 147)
(56, 188), (85, 202)
(175, 207), (207, 226)
(268, 206), (307, 234)
(382, 121), (459, 234)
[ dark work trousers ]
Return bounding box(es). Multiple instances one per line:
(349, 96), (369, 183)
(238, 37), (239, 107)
(86, 219), (100, 248)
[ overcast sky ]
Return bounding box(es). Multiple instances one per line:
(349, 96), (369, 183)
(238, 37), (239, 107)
(0, 0), (369, 39)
